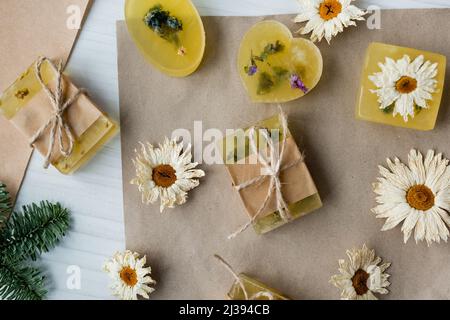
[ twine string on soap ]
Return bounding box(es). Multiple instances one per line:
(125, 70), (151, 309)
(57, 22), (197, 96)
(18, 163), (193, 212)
(228, 107), (303, 239)
(214, 255), (274, 300)
(30, 56), (87, 168)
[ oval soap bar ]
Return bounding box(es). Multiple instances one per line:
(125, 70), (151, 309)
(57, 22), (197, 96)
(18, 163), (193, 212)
(238, 20), (323, 103)
(125, 0), (205, 77)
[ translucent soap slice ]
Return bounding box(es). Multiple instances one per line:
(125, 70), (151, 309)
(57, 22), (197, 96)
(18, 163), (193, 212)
(356, 42), (446, 131)
(125, 0), (205, 77)
(227, 274), (289, 300)
(238, 20), (323, 103)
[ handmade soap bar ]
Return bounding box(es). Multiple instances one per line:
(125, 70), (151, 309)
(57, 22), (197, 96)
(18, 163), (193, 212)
(125, 0), (205, 77)
(356, 42), (446, 131)
(227, 274), (289, 300)
(221, 114), (322, 235)
(238, 20), (323, 103)
(0, 59), (118, 174)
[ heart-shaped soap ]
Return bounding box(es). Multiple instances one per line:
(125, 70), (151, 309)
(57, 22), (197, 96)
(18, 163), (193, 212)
(125, 0), (205, 77)
(238, 20), (323, 103)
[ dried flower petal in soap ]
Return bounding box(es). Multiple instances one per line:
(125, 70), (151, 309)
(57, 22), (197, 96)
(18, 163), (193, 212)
(144, 5), (183, 48)
(369, 55), (438, 122)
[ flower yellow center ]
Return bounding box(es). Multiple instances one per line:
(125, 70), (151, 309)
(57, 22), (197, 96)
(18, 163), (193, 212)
(152, 164), (177, 188)
(406, 185), (434, 211)
(319, 0), (342, 21)
(120, 267), (138, 287)
(351, 269), (369, 295)
(395, 76), (417, 94)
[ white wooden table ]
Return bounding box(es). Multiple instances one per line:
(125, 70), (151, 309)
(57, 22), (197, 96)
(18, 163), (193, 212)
(15, 0), (450, 300)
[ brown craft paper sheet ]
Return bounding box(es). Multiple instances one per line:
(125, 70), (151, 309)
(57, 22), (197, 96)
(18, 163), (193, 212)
(0, 0), (91, 200)
(118, 9), (450, 299)
(11, 75), (102, 163)
(226, 137), (317, 218)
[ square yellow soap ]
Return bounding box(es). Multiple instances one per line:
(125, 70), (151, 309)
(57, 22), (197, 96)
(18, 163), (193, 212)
(356, 42), (446, 131)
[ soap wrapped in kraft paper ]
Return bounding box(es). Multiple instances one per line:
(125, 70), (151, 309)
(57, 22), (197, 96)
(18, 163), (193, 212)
(0, 57), (118, 174)
(221, 110), (322, 237)
(215, 255), (289, 300)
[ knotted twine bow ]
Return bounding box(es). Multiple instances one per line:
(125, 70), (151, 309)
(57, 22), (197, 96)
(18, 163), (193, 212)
(228, 107), (303, 239)
(30, 57), (86, 168)
(214, 255), (274, 300)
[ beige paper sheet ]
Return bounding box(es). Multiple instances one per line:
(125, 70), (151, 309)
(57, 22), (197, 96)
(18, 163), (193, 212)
(118, 9), (450, 299)
(0, 0), (91, 200)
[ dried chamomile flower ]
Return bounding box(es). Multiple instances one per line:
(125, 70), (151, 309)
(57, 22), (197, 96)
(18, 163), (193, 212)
(330, 244), (391, 300)
(294, 0), (366, 44)
(369, 55), (438, 122)
(103, 250), (156, 300)
(373, 149), (450, 246)
(131, 137), (205, 212)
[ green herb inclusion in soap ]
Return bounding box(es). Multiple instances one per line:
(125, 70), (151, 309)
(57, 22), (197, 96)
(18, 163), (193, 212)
(144, 5), (183, 46)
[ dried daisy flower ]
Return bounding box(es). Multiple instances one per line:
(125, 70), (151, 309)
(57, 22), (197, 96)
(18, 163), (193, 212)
(330, 244), (391, 300)
(103, 250), (156, 300)
(131, 137), (205, 212)
(294, 0), (366, 44)
(373, 149), (450, 246)
(369, 55), (438, 122)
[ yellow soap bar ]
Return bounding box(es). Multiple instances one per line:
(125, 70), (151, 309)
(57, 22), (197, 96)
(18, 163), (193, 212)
(253, 193), (322, 234)
(220, 115), (322, 235)
(53, 116), (118, 175)
(0, 61), (118, 175)
(125, 0), (205, 77)
(227, 274), (289, 300)
(238, 20), (323, 103)
(356, 42), (446, 131)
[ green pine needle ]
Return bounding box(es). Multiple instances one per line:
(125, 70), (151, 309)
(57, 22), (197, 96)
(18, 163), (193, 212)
(0, 183), (12, 227)
(0, 259), (46, 300)
(0, 201), (70, 262)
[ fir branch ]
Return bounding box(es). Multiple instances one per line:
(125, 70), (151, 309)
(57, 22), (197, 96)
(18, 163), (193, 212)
(0, 201), (70, 262)
(0, 183), (12, 227)
(0, 259), (46, 300)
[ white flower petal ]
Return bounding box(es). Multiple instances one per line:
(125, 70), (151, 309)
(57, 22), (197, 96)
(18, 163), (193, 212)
(381, 202), (412, 231)
(369, 54), (438, 122)
(131, 137), (205, 212)
(295, 0), (366, 43)
(374, 149), (450, 245)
